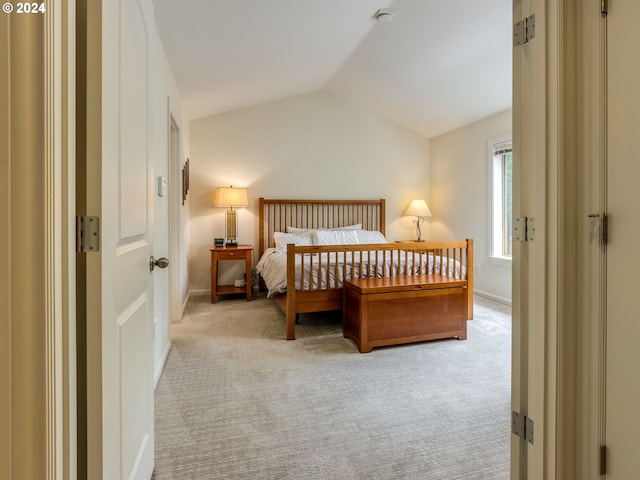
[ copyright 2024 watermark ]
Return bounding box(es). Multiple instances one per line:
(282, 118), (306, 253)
(2, 2), (46, 14)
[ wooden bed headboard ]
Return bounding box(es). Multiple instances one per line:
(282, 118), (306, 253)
(258, 198), (386, 258)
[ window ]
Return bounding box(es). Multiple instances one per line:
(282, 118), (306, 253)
(490, 137), (512, 259)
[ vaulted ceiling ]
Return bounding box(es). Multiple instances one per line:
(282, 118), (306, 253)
(152, 0), (512, 138)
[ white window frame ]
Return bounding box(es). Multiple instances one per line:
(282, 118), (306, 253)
(489, 133), (513, 265)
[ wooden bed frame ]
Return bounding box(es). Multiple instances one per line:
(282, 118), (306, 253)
(258, 198), (474, 340)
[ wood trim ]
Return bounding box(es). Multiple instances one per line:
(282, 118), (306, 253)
(168, 103), (183, 324)
(44, 3), (61, 477)
(512, 0), (558, 476)
(13, 10), (47, 480)
(46, 1), (76, 478)
(0, 11), (11, 480)
(82, 0), (104, 476)
(573, 1), (607, 478)
(513, 0), (588, 477)
(346, 274), (467, 294)
(1, 7), (65, 480)
(259, 197), (265, 258)
(285, 245), (296, 340)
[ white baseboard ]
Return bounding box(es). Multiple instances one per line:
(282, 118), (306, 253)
(188, 288), (210, 296)
(181, 293), (190, 316)
(182, 289), (210, 312)
(182, 289), (206, 314)
(474, 289), (512, 307)
(154, 340), (171, 389)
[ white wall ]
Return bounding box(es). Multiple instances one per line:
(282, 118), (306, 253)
(430, 109), (512, 304)
(188, 91), (431, 291)
(146, 4), (189, 380)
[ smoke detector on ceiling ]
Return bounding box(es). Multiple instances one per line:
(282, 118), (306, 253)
(374, 8), (394, 23)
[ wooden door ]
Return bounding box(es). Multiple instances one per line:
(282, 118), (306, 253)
(84, 0), (156, 478)
(605, 1), (640, 476)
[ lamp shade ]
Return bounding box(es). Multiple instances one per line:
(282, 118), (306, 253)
(403, 199), (432, 218)
(214, 186), (248, 208)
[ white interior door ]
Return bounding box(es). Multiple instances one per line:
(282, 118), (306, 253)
(512, 0), (549, 477)
(605, 1), (640, 476)
(85, 0), (155, 478)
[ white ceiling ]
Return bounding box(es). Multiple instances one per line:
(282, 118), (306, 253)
(152, 0), (512, 138)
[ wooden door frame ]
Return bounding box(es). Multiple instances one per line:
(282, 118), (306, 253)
(1, 1), (77, 478)
(512, 0), (559, 475)
(554, 1), (607, 478)
(513, 0), (607, 478)
(81, 0), (105, 476)
(52, 3), (79, 477)
(572, 2), (607, 478)
(512, 0), (600, 477)
(168, 102), (183, 325)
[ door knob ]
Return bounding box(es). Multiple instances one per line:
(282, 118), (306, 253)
(149, 256), (169, 271)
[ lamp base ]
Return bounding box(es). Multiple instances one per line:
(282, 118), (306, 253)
(225, 209), (239, 248)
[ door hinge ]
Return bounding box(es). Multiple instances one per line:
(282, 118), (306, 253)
(514, 14), (536, 46)
(601, 0), (608, 16)
(588, 213), (608, 246)
(512, 411), (534, 444)
(76, 216), (100, 253)
(513, 216), (536, 242)
(599, 445), (607, 475)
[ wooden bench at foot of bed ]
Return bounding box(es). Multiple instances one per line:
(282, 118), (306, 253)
(343, 274), (468, 353)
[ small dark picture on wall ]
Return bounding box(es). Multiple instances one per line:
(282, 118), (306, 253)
(182, 158), (190, 205)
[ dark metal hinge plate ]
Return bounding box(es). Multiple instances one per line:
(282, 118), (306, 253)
(512, 411), (534, 444)
(514, 14), (536, 46)
(513, 217), (536, 242)
(76, 216), (100, 253)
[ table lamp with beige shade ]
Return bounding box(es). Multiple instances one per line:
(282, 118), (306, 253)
(404, 199), (432, 241)
(214, 186), (248, 246)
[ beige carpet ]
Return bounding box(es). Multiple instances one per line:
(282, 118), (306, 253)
(152, 293), (511, 479)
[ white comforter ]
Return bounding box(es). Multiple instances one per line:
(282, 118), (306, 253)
(256, 248), (465, 297)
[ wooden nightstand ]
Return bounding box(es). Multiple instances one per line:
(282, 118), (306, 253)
(210, 245), (253, 304)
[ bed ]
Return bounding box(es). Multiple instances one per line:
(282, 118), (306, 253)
(257, 198), (474, 340)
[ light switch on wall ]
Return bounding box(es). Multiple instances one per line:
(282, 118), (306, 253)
(158, 176), (167, 197)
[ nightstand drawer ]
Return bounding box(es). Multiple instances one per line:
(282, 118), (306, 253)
(216, 249), (247, 260)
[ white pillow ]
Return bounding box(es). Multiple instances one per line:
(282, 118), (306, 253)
(333, 223), (362, 231)
(286, 226), (312, 233)
(273, 231), (313, 253)
(312, 229), (359, 245)
(286, 223), (362, 234)
(355, 230), (389, 244)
